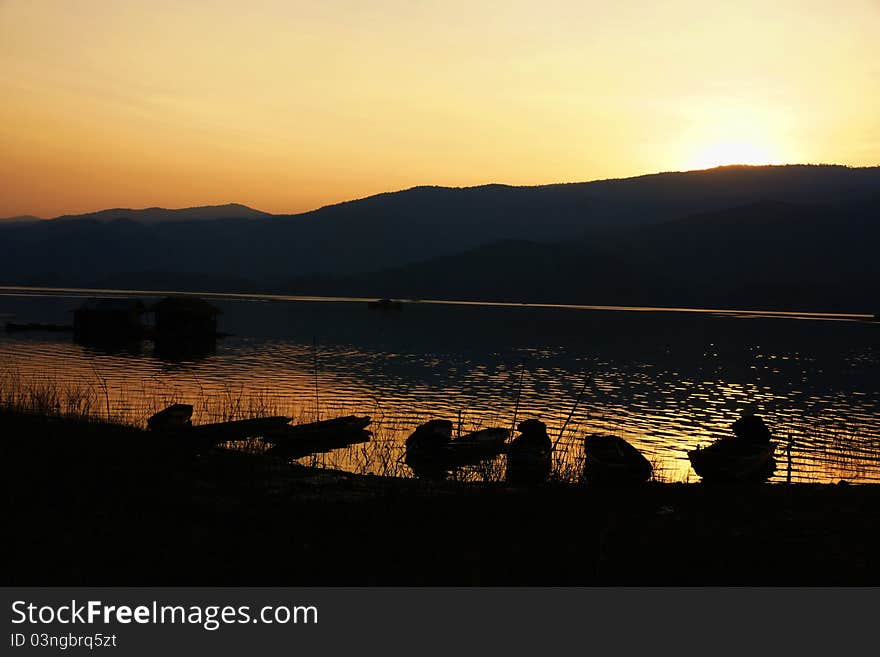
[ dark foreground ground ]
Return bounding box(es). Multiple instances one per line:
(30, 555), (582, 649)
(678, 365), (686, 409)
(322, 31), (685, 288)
(4, 410), (878, 585)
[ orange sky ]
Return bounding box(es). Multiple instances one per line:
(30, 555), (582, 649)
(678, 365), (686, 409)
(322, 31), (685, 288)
(1, 1), (878, 217)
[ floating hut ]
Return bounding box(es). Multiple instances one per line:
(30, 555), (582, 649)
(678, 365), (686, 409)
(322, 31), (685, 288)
(73, 298), (146, 341)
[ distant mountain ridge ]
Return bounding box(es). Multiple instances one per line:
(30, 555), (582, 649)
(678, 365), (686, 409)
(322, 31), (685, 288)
(1, 204), (269, 225)
(1, 165), (878, 312)
(0, 215), (42, 224)
(281, 197), (879, 311)
(51, 203), (271, 225)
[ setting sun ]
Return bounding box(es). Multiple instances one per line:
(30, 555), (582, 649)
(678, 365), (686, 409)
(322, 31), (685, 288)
(688, 141), (780, 170)
(0, 1), (877, 217)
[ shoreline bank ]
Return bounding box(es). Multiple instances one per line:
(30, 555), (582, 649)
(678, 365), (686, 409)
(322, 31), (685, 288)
(3, 410), (878, 585)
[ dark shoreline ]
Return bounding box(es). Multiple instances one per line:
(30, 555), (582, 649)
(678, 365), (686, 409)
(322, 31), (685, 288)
(4, 410), (878, 585)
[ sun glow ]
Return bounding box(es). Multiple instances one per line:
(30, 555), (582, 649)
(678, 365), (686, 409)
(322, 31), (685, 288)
(688, 140), (780, 170)
(0, 2), (877, 216)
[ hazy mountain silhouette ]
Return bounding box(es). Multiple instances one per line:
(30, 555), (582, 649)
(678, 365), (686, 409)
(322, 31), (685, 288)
(52, 203), (270, 225)
(1, 165), (877, 310)
(283, 197), (878, 311)
(283, 240), (641, 303)
(252, 164), (880, 279)
(0, 215), (42, 224)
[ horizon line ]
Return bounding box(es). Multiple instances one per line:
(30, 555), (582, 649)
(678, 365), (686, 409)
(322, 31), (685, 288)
(0, 284), (873, 320)
(4, 161), (877, 221)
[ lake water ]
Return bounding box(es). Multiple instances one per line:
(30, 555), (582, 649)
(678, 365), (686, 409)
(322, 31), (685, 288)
(1, 286), (878, 483)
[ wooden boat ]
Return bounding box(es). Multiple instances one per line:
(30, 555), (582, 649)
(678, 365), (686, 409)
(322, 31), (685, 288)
(405, 422), (509, 473)
(405, 419), (453, 452)
(446, 427), (510, 462)
(262, 415), (372, 457)
(264, 415), (371, 443)
(506, 420), (553, 484)
(506, 443), (552, 484)
(142, 414), (291, 451)
(187, 416), (293, 448)
(583, 434), (652, 484)
(688, 438), (776, 483)
(262, 415), (371, 458)
(404, 420), (455, 479)
(147, 404), (193, 431)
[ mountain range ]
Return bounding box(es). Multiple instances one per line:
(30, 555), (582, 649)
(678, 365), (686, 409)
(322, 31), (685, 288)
(0, 203), (272, 224)
(1, 164), (878, 312)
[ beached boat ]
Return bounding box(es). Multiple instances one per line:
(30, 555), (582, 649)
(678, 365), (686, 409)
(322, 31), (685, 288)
(264, 415), (371, 442)
(147, 403), (194, 431)
(404, 420), (455, 478)
(405, 419), (453, 452)
(583, 434), (652, 484)
(187, 416), (293, 447)
(263, 415), (372, 458)
(446, 427), (510, 462)
(147, 404), (290, 442)
(688, 439), (776, 483)
(405, 422), (509, 474)
(506, 420), (553, 485)
(506, 444), (552, 484)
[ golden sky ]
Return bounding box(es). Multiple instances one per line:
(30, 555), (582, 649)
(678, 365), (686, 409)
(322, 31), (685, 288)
(1, 1), (878, 217)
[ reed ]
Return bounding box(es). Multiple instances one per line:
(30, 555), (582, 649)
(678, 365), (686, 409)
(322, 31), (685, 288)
(2, 364), (877, 485)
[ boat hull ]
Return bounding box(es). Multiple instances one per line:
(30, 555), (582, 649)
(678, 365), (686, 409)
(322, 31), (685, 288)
(265, 415), (371, 442)
(262, 415), (372, 457)
(688, 440), (776, 483)
(583, 435), (652, 485)
(405, 427), (509, 475)
(506, 448), (552, 485)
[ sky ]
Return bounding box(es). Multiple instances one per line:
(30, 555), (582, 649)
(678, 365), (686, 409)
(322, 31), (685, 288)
(1, 0), (878, 217)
